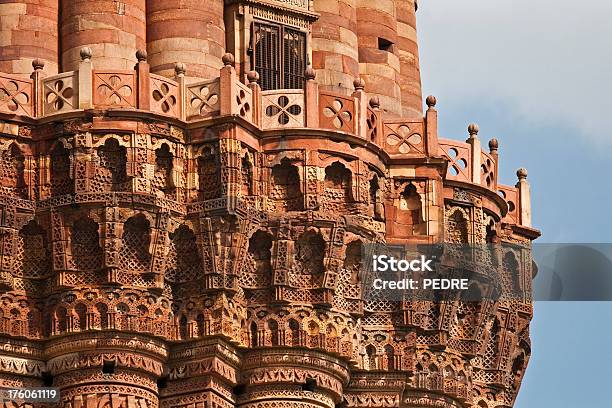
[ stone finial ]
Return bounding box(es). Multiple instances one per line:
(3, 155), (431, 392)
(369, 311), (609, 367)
(174, 62), (186, 77)
(370, 95), (380, 109)
(80, 47), (92, 62)
(517, 168), (528, 180)
(136, 49), (147, 62)
(305, 66), (316, 80)
(222, 53), (235, 67)
(468, 123), (480, 137)
(369, 96), (380, 109)
(247, 70), (260, 84)
(353, 77), (365, 91)
(426, 95), (437, 108)
(32, 59), (45, 71)
(488, 138), (499, 153)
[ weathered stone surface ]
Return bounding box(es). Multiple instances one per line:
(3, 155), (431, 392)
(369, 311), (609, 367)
(146, 0), (225, 81)
(0, 0), (59, 75)
(60, 0), (146, 71)
(0, 2), (538, 408)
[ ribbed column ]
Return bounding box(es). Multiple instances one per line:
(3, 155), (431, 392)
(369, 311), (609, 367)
(56, 368), (160, 408)
(46, 333), (166, 408)
(311, 0), (359, 94)
(146, 0), (225, 81)
(239, 349), (348, 408)
(0, 0), (59, 74)
(395, 0), (423, 117)
(356, 0), (402, 116)
(60, 0), (146, 71)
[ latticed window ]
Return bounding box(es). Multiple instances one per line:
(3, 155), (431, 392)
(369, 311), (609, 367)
(252, 22), (306, 90)
(0, 144), (27, 199)
(71, 217), (103, 271)
(51, 144), (72, 195)
(18, 221), (50, 278)
(166, 225), (202, 283)
(118, 214), (151, 273)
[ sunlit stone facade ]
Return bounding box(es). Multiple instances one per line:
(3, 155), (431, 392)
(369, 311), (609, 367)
(0, 1), (539, 407)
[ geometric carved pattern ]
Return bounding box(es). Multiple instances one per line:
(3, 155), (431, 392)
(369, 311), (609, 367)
(70, 217), (103, 271)
(17, 221), (50, 279)
(187, 79), (220, 119)
(236, 82), (252, 120)
(197, 147), (221, 200)
(262, 91), (304, 128)
(440, 142), (471, 181)
(270, 160), (303, 212)
(166, 225), (202, 283)
(0, 114), (534, 408)
(93, 72), (136, 108)
(320, 93), (354, 133)
(0, 143), (27, 199)
(151, 74), (179, 117)
(384, 122), (424, 154)
(50, 143), (73, 195)
(321, 162), (352, 213)
(93, 138), (128, 192)
(0, 75), (32, 115)
(118, 214), (151, 273)
(43, 73), (77, 114)
(481, 152), (495, 188)
(152, 143), (174, 196)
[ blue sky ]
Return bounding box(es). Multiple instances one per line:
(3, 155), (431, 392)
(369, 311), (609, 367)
(418, 1), (612, 406)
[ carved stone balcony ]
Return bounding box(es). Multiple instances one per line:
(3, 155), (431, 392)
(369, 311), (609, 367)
(0, 49), (531, 229)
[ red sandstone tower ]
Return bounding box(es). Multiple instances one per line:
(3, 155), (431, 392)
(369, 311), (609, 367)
(0, 1), (539, 408)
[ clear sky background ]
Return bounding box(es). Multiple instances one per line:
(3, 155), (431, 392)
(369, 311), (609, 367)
(417, 1), (612, 406)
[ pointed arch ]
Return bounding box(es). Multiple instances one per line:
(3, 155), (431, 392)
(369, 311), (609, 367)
(447, 208), (469, 243)
(268, 319), (279, 346)
(118, 214), (151, 273)
(369, 174), (384, 220)
(50, 142), (72, 195)
(365, 344), (377, 370)
(197, 146), (221, 200)
(96, 137), (127, 192)
(288, 318), (301, 346)
(295, 230), (326, 278)
(179, 314), (188, 340)
(384, 344), (395, 371)
(250, 321), (259, 347)
(74, 303), (87, 331)
(153, 143), (174, 195)
(344, 240), (362, 284)
(166, 224), (202, 282)
(397, 183), (425, 235)
(503, 251), (521, 296)
(323, 161), (352, 208)
(241, 153), (253, 196)
(96, 303), (109, 329)
(18, 220), (50, 279)
(71, 217), (103, 271)
(246, 230), (273, 287)
(270, 159), (303, 211)
(0, 143), (27, 198)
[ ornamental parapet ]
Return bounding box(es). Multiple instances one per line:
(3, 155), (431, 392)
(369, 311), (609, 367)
(0, 49), (530, 229)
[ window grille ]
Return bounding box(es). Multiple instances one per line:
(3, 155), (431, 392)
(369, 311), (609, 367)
(253, 22), (306, 90)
